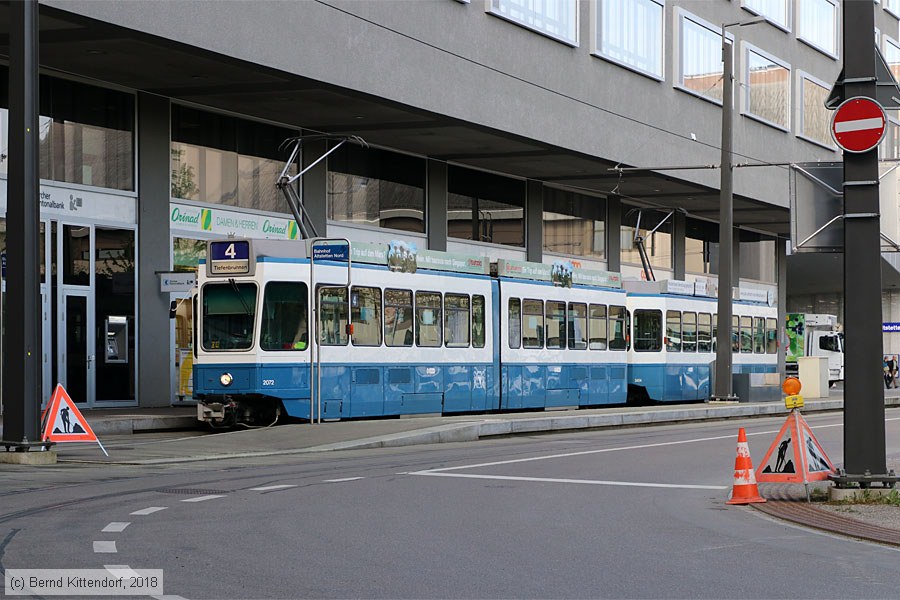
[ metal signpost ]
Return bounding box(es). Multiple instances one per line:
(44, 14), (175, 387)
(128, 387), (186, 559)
(828, 1), (897, 489)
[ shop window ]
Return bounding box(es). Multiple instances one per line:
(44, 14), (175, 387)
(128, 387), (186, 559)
(171, 104), (298, 212)
(449, 165), (525, 248)
(328, 144), (425, 234)
(0, 68), (135, 191)
(543, 188), (605, 259)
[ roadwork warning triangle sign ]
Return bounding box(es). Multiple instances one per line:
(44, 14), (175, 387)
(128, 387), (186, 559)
(756, 410), (835, 484)
(41, 384), (108, 456)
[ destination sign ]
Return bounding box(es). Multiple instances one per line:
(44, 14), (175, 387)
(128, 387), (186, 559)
(208, 240), (253, 275)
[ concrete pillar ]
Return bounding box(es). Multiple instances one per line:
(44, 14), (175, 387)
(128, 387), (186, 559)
(427, 159), (448, 251)
(777, 237), (787, 376)
(137, 92), (171, 407)
(301, 135), (328, 237)
(606, 196), (622, 272)
(673, 210), (686, 280)
(526, 180), (543, 262)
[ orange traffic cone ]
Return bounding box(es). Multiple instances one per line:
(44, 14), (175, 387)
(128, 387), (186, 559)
(726, 427), (766, 505)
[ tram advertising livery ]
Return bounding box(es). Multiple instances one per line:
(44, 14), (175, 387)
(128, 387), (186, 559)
(192, 239), (777, 427)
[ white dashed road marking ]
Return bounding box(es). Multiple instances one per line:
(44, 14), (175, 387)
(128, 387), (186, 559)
(105, 565), (139, 578)
(248, 484), (297, 491)
(181, 495), (225, 503)
(131, 506), (168, 515)
(93, 541), (117, 553)
(102, 522), (131, 533)
(323, 477), (365, 483)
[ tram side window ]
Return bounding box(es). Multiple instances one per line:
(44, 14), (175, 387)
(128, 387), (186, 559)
(609, 305), (627, 350)
(683, 312), (697, 353)
(522, 299), (544, 348)
(509, 298), (522, 349)
(569, 302), (587, 350)
(697, 313), (712, 353)
(634, 309), (662, 352)
(732, 315), (740, 353)
(201, 282), (257, 351)
(351, 286), (382, 347)
(261, 281), (309, 351)
(319, 286), (349, 346)
(766, 317), (777, 354)
(666, 310), (681, 352)
(712, 313), (717, 353)
(445, 293), (470, 347)
(589, 304), (607, 350)
(384, 288), (414, 347)
(753, 317), (765, 354)
(416, 291), (442, 347)
(546, 301), (566, 349)
(473, 295), (486, 348)
(740, 316), (753, 353)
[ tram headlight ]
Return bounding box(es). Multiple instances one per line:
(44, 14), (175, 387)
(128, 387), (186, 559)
(219, 372), (234, 387)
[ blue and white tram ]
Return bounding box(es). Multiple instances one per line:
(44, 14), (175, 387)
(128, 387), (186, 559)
(624, 280), (777, 403)
(498, 268), (628, 409)
(193, 239), (499, 426)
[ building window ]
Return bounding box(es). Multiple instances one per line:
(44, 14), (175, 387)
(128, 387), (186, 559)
(885, 36), (900, 83)
(886, 0), (900, 19)
(542, 187), (605, 258)
(594, 0), (664, 80)
(328, 144), (425, 234)
(797, 0), (838, 57)
(448, 166), (525, 248)
(881, 117), (900, 160)
(171, 105), (298, 212)
(677, 10), (726, 103)
(0, 69), (135, 191)
(744, 45), (791, 131)
(799, 73), (835, 148)
(487, 0), (578, 46)
(742, 0), (790, 30)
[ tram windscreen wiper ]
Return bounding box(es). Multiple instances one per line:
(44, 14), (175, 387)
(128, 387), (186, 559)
(229, 278), (253, 316)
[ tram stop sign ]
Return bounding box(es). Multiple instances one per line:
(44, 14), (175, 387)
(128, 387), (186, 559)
(831, 96), (887, 153)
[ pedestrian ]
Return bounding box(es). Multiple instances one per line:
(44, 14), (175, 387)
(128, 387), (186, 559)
(884, 355), (897, 389)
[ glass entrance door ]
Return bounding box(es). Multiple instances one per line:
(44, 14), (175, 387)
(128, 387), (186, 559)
(60, 290), (94, 405)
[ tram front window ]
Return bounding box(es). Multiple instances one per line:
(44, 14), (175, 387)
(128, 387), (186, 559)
(202, 281), (257, 350)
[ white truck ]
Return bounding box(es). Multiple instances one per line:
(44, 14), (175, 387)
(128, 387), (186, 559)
(785, 313), (844, 385)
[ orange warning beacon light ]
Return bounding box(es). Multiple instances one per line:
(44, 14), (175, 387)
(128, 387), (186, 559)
(782, 377), (801, 396)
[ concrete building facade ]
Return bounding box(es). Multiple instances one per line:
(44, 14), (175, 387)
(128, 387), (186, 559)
(0, 0), (898, 408)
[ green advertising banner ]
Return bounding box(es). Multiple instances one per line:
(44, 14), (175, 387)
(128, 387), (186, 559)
(786, 313), (805, 362)
(496, 259), (622, 289)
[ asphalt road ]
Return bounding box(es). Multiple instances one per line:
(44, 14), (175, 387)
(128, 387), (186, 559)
(1, 412), (899, 599)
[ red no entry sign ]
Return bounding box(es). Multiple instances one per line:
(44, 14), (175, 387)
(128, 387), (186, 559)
(831, 96), (886, 153)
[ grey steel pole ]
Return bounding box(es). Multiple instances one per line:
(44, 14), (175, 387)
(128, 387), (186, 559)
(714, 34), (735, 401)
(2, 0), (42, 448)
(840, 0), (887, 479)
